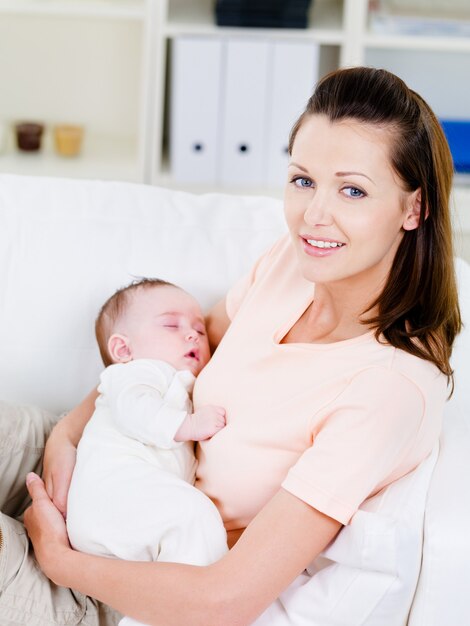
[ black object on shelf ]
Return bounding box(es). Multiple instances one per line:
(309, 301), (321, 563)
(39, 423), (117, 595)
(215, 0), (313, 29)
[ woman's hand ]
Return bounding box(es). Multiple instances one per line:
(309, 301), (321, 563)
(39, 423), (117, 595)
(24, 473), (71, 583)
(43, 423), (77, 517)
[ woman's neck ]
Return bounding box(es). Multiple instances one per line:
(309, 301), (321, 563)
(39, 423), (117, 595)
(283, 281), (379, 345)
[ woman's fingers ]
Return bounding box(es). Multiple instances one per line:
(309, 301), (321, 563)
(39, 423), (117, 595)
(26, 472), (47, 498)
(24, 473), (71, 581)
(25, 472), (68, 536)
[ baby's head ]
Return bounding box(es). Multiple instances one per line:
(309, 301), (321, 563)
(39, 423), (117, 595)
(95, 278), (210, 376)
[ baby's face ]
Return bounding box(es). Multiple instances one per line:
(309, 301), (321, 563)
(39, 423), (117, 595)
(118, 285), (211, 376)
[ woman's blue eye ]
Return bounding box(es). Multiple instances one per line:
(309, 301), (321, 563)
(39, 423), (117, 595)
(293, 177), (313, 188)
(344, 186), (365, 198)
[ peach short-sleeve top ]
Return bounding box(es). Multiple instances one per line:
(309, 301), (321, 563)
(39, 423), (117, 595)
(194, 235), (446, 530)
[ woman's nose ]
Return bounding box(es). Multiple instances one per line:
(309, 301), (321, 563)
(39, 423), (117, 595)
(304, 191), (332, 226)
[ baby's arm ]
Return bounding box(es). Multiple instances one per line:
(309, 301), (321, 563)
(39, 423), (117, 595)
(174, 405), (226, 442)
(106, 362), (226, 445)
(106, 362), (193, 448)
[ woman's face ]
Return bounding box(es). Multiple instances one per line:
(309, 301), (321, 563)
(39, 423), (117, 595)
(284, 114), (420, 290)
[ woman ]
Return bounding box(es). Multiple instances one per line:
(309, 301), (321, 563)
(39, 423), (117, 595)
(3, 67), (461, 625)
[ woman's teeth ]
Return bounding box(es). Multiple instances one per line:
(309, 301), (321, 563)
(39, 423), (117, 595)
(307, 239), (344, 249)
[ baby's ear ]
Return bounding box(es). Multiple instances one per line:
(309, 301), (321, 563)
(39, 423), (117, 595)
(108, 334), (132, 363)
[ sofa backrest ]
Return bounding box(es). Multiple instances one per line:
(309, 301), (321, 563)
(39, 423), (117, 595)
(0, 174), (285, 413)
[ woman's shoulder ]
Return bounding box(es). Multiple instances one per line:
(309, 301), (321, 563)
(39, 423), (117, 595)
(225, 233), (301, 320)
(253, 233), (294, 276)
(246, 233), (306, 290)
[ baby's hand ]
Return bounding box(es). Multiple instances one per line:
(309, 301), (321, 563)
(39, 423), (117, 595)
(175, 406), (226, 442)
(191, 406), (226, 440)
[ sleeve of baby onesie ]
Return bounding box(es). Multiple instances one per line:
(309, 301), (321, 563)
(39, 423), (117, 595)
(102, 361), (188, 449)
(225, 235), (287, 320)
(281, 367), (428, 525)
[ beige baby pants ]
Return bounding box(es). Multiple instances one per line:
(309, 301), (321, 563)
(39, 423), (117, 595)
(0, 402), (121, 626)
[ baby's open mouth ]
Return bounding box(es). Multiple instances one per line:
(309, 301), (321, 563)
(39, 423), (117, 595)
(185, 350), (199, 361)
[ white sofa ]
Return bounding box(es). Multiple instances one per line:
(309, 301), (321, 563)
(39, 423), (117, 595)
(0, 173), (468, 625)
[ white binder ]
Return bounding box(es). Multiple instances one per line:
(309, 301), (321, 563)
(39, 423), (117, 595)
(265, 41), (320, 188)
(219, 39), (271, 187)
(170, 37), (223, 184)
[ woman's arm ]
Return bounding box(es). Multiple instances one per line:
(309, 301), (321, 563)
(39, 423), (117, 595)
(43, 387), (98, 515)
(205, 297), (231, 353)
(25, 475), (341, 626)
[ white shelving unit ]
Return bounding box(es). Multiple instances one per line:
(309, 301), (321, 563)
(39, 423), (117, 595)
(0, 0), (469, 251)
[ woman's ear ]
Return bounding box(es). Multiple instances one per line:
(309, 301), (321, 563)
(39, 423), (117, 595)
(403, 188), (427, 231)
(107, 333), (132, 364)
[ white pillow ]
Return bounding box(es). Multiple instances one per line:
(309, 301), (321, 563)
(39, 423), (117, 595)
(254, 448), (438, 626)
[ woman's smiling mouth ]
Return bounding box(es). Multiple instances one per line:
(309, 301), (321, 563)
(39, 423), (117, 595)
(301, 235), (346, 256)
(306, 238), (345, 249)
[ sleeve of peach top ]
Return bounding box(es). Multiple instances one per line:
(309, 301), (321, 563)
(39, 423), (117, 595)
(281, 367), (427, 525)
(226, 238), (285, 320)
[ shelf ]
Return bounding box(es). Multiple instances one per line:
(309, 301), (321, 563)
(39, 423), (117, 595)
(165, 0), (344, 44)
(0, 134), (142, 182)
(366, 6), (470, 53)
(364, 33), (470, 53)
(0, 0), (146, 20)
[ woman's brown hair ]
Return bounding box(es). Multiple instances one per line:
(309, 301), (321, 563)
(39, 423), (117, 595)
(289, 66), (461, 393)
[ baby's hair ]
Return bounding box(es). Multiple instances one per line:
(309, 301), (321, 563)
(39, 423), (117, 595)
(95, 277), (176, 367)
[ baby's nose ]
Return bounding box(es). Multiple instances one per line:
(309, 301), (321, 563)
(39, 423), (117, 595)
(186, 329), (198, 341)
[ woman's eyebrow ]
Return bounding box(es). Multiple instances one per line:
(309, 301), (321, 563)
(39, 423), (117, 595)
(336, 170), (375, 184)
(288, 162), (309, 173)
